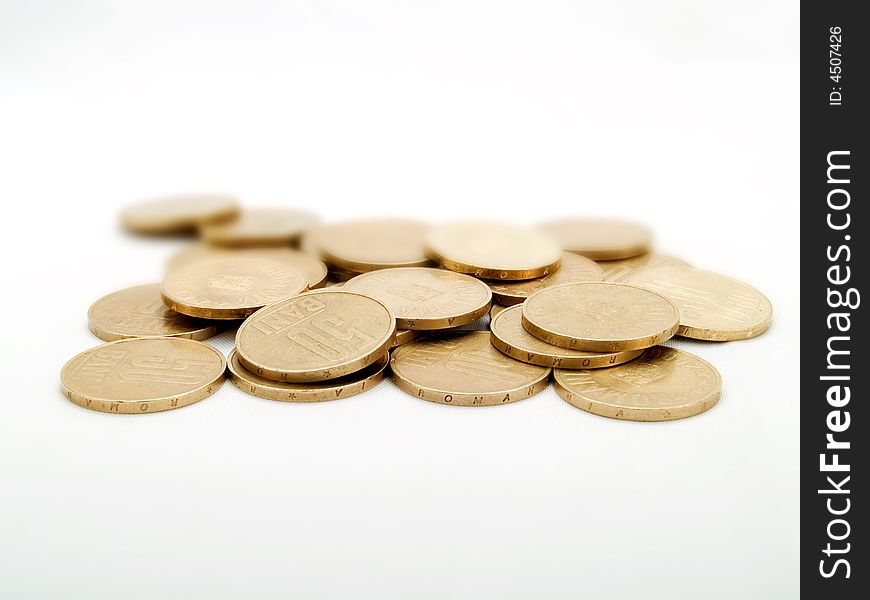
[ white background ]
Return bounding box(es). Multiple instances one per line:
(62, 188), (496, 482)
(0, 2), (799, 598)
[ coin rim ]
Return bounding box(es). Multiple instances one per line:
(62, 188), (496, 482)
(235, 289), (397, 382)
(539, 219), (652, 261)
(121, 194), (240, 234)
(317, 220), (432, 273)
(487, 253), (604, 305)
(552, 347), (722, 421)
(60, 338), (226, 414)
(521, 282), (680, 352)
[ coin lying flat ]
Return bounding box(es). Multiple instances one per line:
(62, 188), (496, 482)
(487, 252), (603, 306)
(227, 348), (388, 402)
(343, 267), (491, 330)
(199, 208), (320, 247)
(88, 284), (220, 342)
(390, 331), (550, 406)
(121, 193), (240, 234)
(162, 258), (308, 320)
(598, 252), (690, 283)
(236, 290), (396, 382)
(522, 282), (680, 352)
(60, 338), (225, 414)
(538, 218), (652, 260)
(491, 306), (642, 369)
(316, 219), (432, 273)
(168, 245), (328, 289)
(426, 221), (562, 281)
(627, 267), (773, 341)
(553, 346), (721, 421)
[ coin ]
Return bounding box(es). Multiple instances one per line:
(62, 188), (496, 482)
(343, 267), (491, 330)
(426, 221), (562, 280)
(236, 290), (396, 382)
(491, 305), (642, 369)
(316, 219), (432, 273)
(227, 348), (388, 402)
(553, 346), (721, 421)
(88, 284), (220, 342)
(393, 328), (423, 347)
(60, 338), (225, 414)
(538, 218), (652, 260)
(162, 258), (308, 320)
(199, 208), (320, 247)
(489, 304), (508, 320)
(390, 331), (550, 406)
(487, 252), (603, 306)
(168, 245), (328, 289)
(522, 282), (680, 352)
(599, 252), (690, 283)
(121, 193), (239, 234)
(626, 267), (773, 341)
(328, 268), (358, 283)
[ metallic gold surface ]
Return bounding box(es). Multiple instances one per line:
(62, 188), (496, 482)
(392, 328), (423, 347)
(627, 267), (773, 340)
(162, 258), (308, 320)
(539, 218), (652, 260)
(88, 284), (220, 342)
(522, 282), (680, 352)
(487, 252), (603, 306)
(489, 304), (508, 320)
(121, 193), (239, 234)
(227, 348), (388, 402)
(60, 338), (225, 413)
(599, 252), (690, 283)
(168, 245), (328, 289)
(236, 290), (396, 382)
(327, 269), (358, 283)
(199, 208), (319, 247)
(554, 346), (721, 421)
(343, 267), (491, 330)
(491, 306), (642, 369)
(426, 221), (562, 280)
(390, 331), (550, 406)
(316, 219), (432, 272)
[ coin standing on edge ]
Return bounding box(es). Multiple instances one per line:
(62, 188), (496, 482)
(199, 208), (320, 247)
(162, 258), (308, 320)
(227, 348), (389, 402)
(522, 282), (680, 352)
(487, 252), (604, 306)
(236, 290), (396, 382)
(538, 218), (652, 260)
(88, 284), (220, 342)
(598, 252), (690, 283)
(390, 331), (550, 406)
(60, 337), (225, 414)
(627, 266), (773, 341)
(343, 267), (491, 330)
(553, 346), (721, 421)
(121, 193), (240, 234)
(491, 305), (642, 369)
(316, 219), (432, 273)
(426, 221), (562, 281)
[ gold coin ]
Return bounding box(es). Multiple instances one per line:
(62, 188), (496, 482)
(491, 306), (642, 369)
(522, 282), (680, 352)
(343, 267), (492, 330)
(426, 221), (562, 280)
(168, 245), (328, 289)
(627, 267), (773, 341)
(599, 252), (690, 283)
(162, 258), (308, 320)
(390, 331), (550, 406)
(199, 208), (320, 247)
(553, 346), (721, 421)
(227, 348), (388, 402)
(236, 290), (396, 382)
(60, 337), (225, 414)
(316, 219), (432, 273)
(538, 218), (652, 260)
(487, 252), (603, 306)
(393, 328), (423, 347)
(88, 284), (220, 342)
(489, 304), (508, 320)
(121, 193), (239, 234)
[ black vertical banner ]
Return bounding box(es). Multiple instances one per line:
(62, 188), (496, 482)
(802, 2), (867, 597)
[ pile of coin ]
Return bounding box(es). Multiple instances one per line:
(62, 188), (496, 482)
(60, 194), (773, 421)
